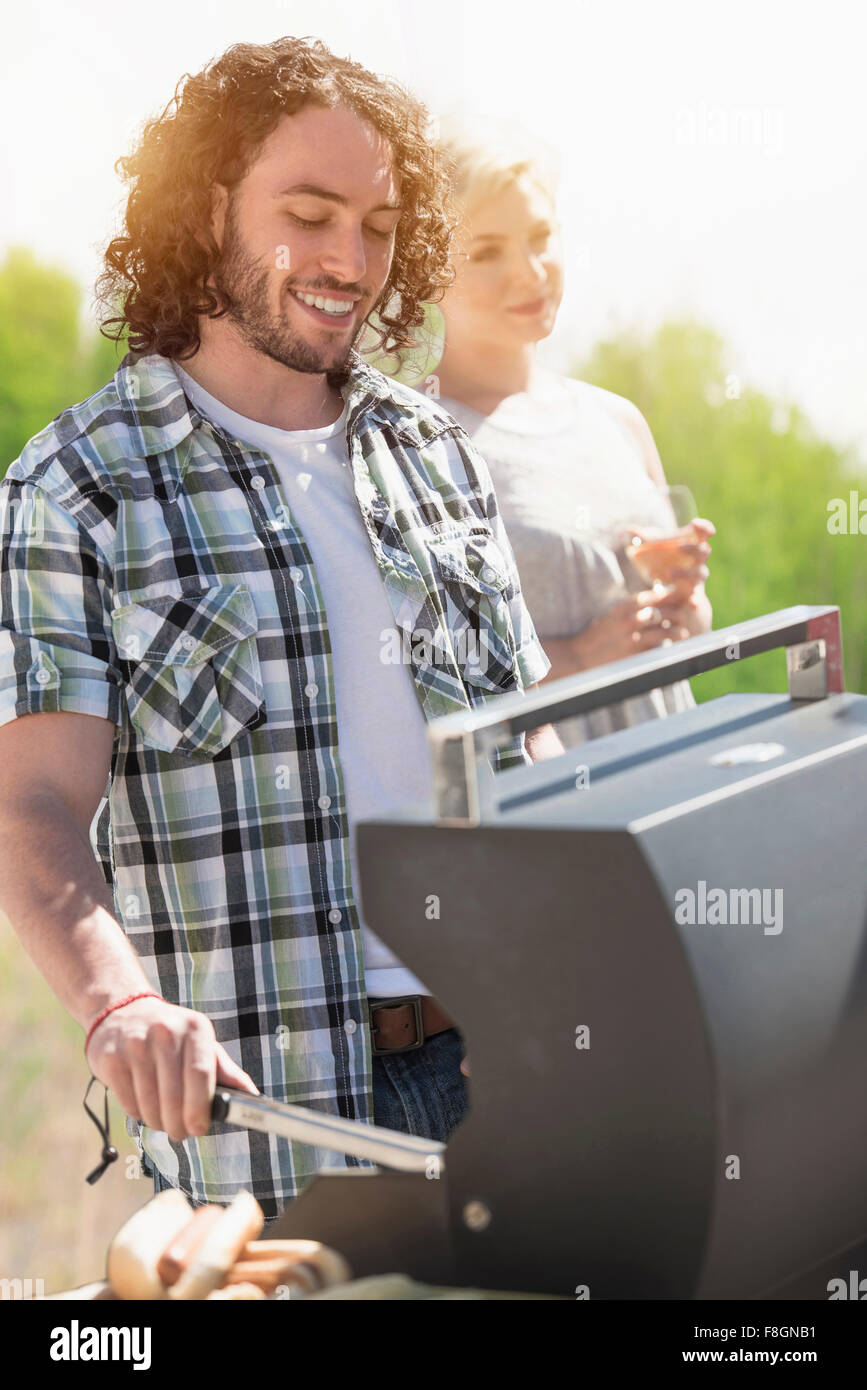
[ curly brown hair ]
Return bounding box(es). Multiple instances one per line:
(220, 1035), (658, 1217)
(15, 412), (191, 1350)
(97, 36), (457, 360)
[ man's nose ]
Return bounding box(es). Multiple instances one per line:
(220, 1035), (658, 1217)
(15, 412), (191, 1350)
(319, 224), (368, 286)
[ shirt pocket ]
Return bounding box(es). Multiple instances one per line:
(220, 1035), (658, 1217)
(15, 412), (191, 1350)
(110, 583), (266, 758)
(424, 528), (521, 695)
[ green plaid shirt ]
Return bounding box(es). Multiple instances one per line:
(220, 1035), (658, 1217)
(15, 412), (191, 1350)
(0, 348), (550, 1218)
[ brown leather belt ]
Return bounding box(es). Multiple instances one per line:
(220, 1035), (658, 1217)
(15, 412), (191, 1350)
(368, 995), (456, 1055)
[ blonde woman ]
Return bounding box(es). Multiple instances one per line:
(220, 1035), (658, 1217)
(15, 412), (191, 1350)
(431, 117), (715, 744)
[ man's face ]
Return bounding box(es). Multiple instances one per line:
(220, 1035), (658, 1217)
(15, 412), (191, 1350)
(211, 103), (402, 373)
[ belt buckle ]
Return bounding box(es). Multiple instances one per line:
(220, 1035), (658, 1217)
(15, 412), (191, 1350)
(370, 995), (426, 1056)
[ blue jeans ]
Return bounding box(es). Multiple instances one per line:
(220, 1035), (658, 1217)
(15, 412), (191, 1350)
(145, 1025), (469, 1198)
(371, 1025), (469, 1142)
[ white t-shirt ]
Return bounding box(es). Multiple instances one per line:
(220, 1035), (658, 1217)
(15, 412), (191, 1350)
(174, 363), (435, 998)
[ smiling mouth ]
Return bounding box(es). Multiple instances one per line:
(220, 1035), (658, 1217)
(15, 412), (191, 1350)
(289, 288), (359, 324)
(507, 297), (548, 315)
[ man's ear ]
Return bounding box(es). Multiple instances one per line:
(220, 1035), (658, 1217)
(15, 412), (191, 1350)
(210, 184), (230, 249)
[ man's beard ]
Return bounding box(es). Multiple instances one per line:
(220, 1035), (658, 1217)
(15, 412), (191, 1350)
(213, 199), (360, 375)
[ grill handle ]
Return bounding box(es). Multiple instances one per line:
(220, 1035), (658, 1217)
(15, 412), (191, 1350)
(428, 604), (843, 825)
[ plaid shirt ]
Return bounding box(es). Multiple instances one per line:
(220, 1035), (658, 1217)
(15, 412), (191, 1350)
(0, 348), (551, 1218)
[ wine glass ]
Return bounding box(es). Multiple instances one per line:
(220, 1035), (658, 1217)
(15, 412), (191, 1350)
(620, 485), (700, 597)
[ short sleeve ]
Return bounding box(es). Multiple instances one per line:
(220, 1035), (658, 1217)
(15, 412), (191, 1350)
(0, 479), (123, 728)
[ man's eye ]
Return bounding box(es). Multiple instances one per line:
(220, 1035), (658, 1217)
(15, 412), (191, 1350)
(470, 247), (499, 263)
(289, 213), (394, 239)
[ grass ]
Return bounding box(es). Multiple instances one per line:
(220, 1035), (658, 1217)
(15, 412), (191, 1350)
(0, 911), (147, 1294)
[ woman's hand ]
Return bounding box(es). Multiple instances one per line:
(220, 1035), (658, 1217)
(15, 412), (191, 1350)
(569, 590), (691, 671)
(644, 517), (714, 637)
(662, 584), (714, 638)
(622, 518), (714, 596)
(671, 516), (715, 586)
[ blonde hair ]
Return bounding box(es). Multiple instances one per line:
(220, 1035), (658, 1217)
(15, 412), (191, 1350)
(433, 112), (560, 220)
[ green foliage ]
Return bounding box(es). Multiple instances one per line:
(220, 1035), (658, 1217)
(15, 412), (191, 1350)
(576, 322), (866, 697)
(0, 247), (125, 478)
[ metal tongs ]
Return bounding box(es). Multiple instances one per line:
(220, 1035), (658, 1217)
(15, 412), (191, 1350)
(211, 1088), (446, 1175)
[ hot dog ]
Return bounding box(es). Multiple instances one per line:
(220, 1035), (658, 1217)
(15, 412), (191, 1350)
(156, 1204), (226, 1286)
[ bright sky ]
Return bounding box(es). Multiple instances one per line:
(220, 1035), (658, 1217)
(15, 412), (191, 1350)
(1, 0), (865, 461)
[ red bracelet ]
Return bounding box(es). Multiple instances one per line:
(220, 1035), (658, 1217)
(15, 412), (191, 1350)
(84, 992), (164, 1059)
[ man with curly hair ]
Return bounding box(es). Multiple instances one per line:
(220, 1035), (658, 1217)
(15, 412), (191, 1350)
(0, 36), (559, 1219)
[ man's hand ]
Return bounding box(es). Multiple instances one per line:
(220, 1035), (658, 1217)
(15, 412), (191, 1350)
(86, 996), (260, 1142)
(523, 682), (566, 761)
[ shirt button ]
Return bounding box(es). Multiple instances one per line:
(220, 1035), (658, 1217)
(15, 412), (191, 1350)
(482, 566), (496, 582)
(251, 476), (266, 490)
(305, 682), (318, 698)
(317, 795), (331, 810)
(180, 635), (196, 651)
(328, 908), (342, 924)
(343, 1018), (357, 1035)
(36, 669), (52, 685)
(290, 568), (303, 583)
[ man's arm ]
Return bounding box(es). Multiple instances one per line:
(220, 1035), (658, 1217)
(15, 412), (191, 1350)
(0, 711), (257, 1145)
(522, 684), (566, 761)
(0, 711), (150, 1027)
(0, 478), (258, 1140)
(0, 711), (259, 1140)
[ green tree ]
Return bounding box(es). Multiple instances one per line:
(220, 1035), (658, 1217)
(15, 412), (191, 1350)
(577, 321), (866, 697)
(0, 247), (124, 477)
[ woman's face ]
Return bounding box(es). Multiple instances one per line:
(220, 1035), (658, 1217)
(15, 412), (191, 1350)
(444, 173), (563, 348)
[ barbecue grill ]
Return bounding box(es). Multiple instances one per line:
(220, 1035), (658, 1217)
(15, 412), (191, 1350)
(214, 605), (867, 1299)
